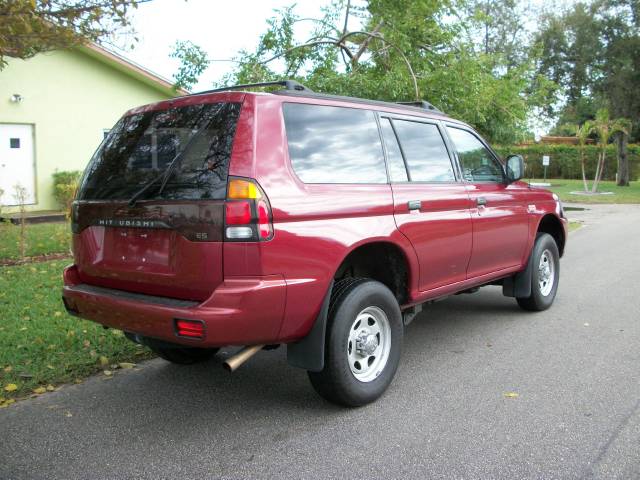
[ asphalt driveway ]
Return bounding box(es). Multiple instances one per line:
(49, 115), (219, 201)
(1, 203), (639, 479)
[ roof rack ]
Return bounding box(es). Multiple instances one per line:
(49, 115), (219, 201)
(395, 100), (442, 113)
(189, 80), (312, 96)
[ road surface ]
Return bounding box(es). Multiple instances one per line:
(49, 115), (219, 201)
(1, 203), (639, 479)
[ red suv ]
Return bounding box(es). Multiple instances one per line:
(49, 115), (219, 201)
(62, 80), (568, 406)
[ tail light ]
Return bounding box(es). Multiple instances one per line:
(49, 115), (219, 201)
(224, 177), (274, 242)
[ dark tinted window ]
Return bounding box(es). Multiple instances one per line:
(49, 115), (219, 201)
(446, 127), (503, 182)
(380, 118), (408, 182)
(78, 102), (241, 201)
(283, 103), (386, 183)
(392, 120), (455, 182)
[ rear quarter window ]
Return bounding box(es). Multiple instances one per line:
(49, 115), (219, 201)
(283, 103), (387, 184)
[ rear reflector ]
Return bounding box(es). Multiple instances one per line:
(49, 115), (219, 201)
(175, 319), (205, 339)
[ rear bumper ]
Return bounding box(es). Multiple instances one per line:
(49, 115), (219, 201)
(62, 265), (286, 347)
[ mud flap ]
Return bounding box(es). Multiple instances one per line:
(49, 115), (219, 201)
(503, 254), (533, 298)
(286, 281), (333, 372)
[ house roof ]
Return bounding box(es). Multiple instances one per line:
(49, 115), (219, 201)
(78, 43), (189, 97)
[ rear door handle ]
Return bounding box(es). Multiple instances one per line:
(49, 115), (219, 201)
(408, 200), (421, 211)
(476, 197), (487, 207)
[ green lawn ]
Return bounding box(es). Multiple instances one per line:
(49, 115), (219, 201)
(531, 179), (640, 204)
(0, 222), (71, 261)
(0, 259), (152, 406)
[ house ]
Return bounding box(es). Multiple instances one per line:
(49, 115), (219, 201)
(0, 43), (187, 212)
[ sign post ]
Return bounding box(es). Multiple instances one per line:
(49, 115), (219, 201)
(542, 155), (550, 182)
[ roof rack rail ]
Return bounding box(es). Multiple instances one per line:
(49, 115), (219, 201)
(395, 100), (442, 113)
(189, 80), (312, 96)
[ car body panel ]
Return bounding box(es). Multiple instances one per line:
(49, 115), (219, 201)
(63, 90), (567, 347)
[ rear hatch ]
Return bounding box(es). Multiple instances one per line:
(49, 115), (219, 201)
(72, 100), (243, 301)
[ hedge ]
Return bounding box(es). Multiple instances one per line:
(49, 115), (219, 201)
(493, 144), (639, 181)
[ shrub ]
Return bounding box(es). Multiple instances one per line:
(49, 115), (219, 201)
(494, 144), (639, 181)
(52, 170), (81, 214)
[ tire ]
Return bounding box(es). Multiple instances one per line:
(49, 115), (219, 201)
(516, 233), (560, 311)
(308, 278), (403, 407)
(150, 345), (219, 365)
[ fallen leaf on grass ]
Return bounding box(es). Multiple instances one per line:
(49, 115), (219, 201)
(3, 366), (12, 373)
(4, 384), (18, 392)
(99, 356), (109, 366)
(33, 387), (47, 394)
(103, 370), (113, 376)
(503, 392), (519, 398)
(46, 385), (55, 392)
(53, 311), (62, 317)
(118, 362), (136, 369)
(0, 399), (15, 408)
(64, 411), (72, 418)
(46, 365), (55, 370)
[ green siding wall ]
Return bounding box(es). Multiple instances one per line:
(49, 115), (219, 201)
(0, 48), (171, 212)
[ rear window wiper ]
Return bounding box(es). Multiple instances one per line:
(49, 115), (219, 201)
(127, 117), (210, 207)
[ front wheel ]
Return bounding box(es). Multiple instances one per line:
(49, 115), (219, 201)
(308, 278), (403, 407)
(516, 233), (560, 311)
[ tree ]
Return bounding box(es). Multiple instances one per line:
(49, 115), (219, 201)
(463, 0), (531, 70)
(0, 0), (148, 69)
(573, 121), (594, 192)
(535, 0), (640, 140)
(174, 0), (550, 144)
(615, 119), (633, 186)
(589, 108), (630, 193)
(171, 40), (209, 91)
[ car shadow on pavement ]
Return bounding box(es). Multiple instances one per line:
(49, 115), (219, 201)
(3, 286), (526, 449)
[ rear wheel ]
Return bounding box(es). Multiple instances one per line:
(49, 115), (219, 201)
(308, 278), (403, 407)
(516, 233), (560, 311)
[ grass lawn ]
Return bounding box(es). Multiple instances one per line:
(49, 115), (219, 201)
(0, 259), (153, 405)
(0, 222), (71, 261)
(530, 179), (640, 204)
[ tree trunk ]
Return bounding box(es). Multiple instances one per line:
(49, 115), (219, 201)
(616, 131), (629, 187)
(592, 150), (604, 193)
(580, 149), (589, 192)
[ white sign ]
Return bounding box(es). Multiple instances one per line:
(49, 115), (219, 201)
(542, 155), (550, 166)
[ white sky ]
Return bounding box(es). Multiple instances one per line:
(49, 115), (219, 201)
(115, 0), (333, 91)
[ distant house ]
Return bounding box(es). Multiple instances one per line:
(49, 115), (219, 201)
(0, 43), (187, 211)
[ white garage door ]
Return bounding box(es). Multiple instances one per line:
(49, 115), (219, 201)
(0, 124), (36, 206)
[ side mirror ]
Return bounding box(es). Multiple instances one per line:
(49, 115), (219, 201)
(505, 154), (524, 182)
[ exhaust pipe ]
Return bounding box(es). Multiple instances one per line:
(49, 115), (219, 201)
(223, 345), (264, 372)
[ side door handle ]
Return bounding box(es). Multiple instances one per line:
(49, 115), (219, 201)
(476, 197), (487, 207)
(408, 200), (421, 211)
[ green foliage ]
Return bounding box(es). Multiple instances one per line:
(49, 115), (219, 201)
(0, 222), (71, 261)
(0, 0), (145, 69)
(170, 40), (210, 91)
(535, 1), (640, 140)
(174, 0), (552, 144)
(494, 144), (640, 181)
(0, 260), (153, 401)
(52, 170), (81, 212)
(547, 179), (640, 204)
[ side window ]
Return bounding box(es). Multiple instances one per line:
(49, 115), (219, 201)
(283, 103), (387, 184)
(391, 120), (456, 182)
(380, 118), (408, 182)
(446, 127), (503, 182)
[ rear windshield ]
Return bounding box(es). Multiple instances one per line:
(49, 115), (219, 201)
(78, 102), (241, 201)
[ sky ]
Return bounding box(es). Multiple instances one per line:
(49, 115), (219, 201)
(114, 0), (334, 91)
